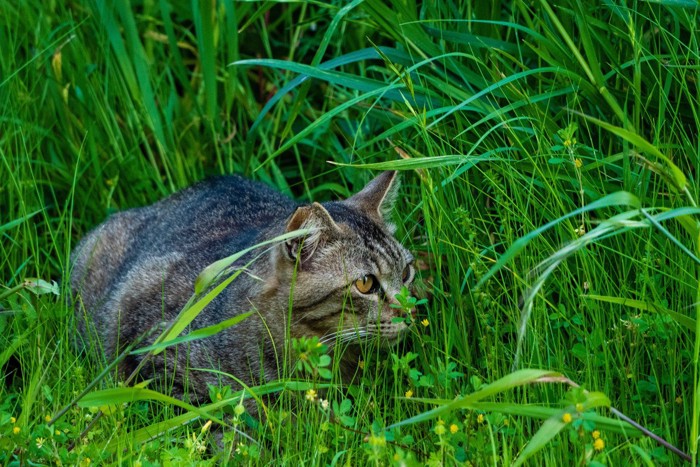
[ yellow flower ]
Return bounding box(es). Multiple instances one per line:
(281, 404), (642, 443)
(562, 413), (573, 424)
(575, 403), (584, 412)
(503, 418), (510, 426)
(10, 416), (16, 424)
(574, 158), (583, 168)
(564, 138), (577, 148)
(405, 389), (413, 398)
(55, 430), (61, 436)
(477, 414), (485, 424)
(13, 426), (20, 435)
(305, 389), (317, 402)
(593, 438), (605, 451)
(421, 319), (429, 327)
(45, 415), (52, 423)
(450, 424), (459, 434)
(201, 420), (212, 434)
(368, 433), (386, 447)
(592, 430), (600, 440)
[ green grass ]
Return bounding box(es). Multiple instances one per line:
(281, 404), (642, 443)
(1, 0), (699, 464)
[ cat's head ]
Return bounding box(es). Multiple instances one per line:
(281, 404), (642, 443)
(274, 171), (415, 346)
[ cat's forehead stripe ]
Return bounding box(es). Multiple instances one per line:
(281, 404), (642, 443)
(364, 234), (402, 269)
(325, 200), (405, 267)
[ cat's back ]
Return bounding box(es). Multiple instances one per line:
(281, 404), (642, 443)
(71, 175), (298, 312)
(139, 175), (297, 253)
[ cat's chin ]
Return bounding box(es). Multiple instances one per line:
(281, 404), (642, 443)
(378, 328), (409, 347)
(379, 336), (404, 348)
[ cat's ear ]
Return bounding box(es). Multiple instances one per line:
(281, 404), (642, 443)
(345, 171), (400, 227)
(284, 202), (340, 263)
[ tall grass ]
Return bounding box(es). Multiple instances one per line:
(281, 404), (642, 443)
(1, 0), (698, 464)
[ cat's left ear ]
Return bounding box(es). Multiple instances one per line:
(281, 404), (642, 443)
(284, 202), (340, 264)
(344, 171), (400, 228)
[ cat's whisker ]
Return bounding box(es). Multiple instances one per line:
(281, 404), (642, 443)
(337, 327), (375, 345)
(320, 327), (371, 346)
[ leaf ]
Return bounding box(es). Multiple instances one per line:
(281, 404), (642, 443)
(42, 384), (53, 403)
(477, 192), (641, 287)
(583, 391), (612, 410)
(78, 387), (225, 426)
(584, 295), (696, 332)
(339, 415), (355, 427)
(571, 111), (687, 190)
(513, 415), (567, 466)
(389, 369), (562, 429)
(230, 58), (419, 107)
(156, 267), (246, 353)
(130, 311), (254, 354)
(514, 391), (609, 465)
(0, 210), (42, 234)
(23, 279), (60, 296)
(102, 386), (271, 451)
(241, 46), (419, 139)
(640, 208), (700, 266)
(195, 228), (313, 294)
(424, 66), (557, 129)
(329, 154), (501, 171)
(319, 355), (331, 367)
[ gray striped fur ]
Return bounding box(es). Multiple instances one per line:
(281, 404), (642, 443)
(71, 172), (413, 402)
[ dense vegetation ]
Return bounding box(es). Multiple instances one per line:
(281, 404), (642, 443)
(1, 0), (699, 464)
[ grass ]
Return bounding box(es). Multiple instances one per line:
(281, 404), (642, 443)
(1, 0), (699, 464)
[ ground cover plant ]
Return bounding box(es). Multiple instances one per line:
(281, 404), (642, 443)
(1, 0), (699, 465)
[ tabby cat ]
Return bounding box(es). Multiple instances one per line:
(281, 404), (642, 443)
(71, 171), (414, 402)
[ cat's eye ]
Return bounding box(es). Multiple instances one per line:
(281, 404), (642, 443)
(402, 264), (413, 283)
(355, 275), (379, 294)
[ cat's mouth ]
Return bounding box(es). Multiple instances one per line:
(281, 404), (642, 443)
(320, 320), (409, 347)
(379, 331), (407, 347)
(376, 320), (410, 346)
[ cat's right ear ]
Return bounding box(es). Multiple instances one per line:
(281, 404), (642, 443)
(344, 171), (400, 227)
(284, 202), (339, 264)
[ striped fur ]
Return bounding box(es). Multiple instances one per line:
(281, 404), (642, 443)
(71, 171), (413, 402)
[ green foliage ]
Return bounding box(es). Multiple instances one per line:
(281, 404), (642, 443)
(293, 336), (333, 380)
(2, 0), (699, 464)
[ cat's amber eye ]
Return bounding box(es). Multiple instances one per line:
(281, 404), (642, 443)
(355, 275), (378, 294)
(402, 264), (413, 283)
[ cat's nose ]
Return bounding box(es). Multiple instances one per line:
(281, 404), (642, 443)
(385, 295), (399, 310)
(385, 295), (413, 319)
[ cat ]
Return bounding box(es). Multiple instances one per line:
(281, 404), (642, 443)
(71, 171), (415, 404)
